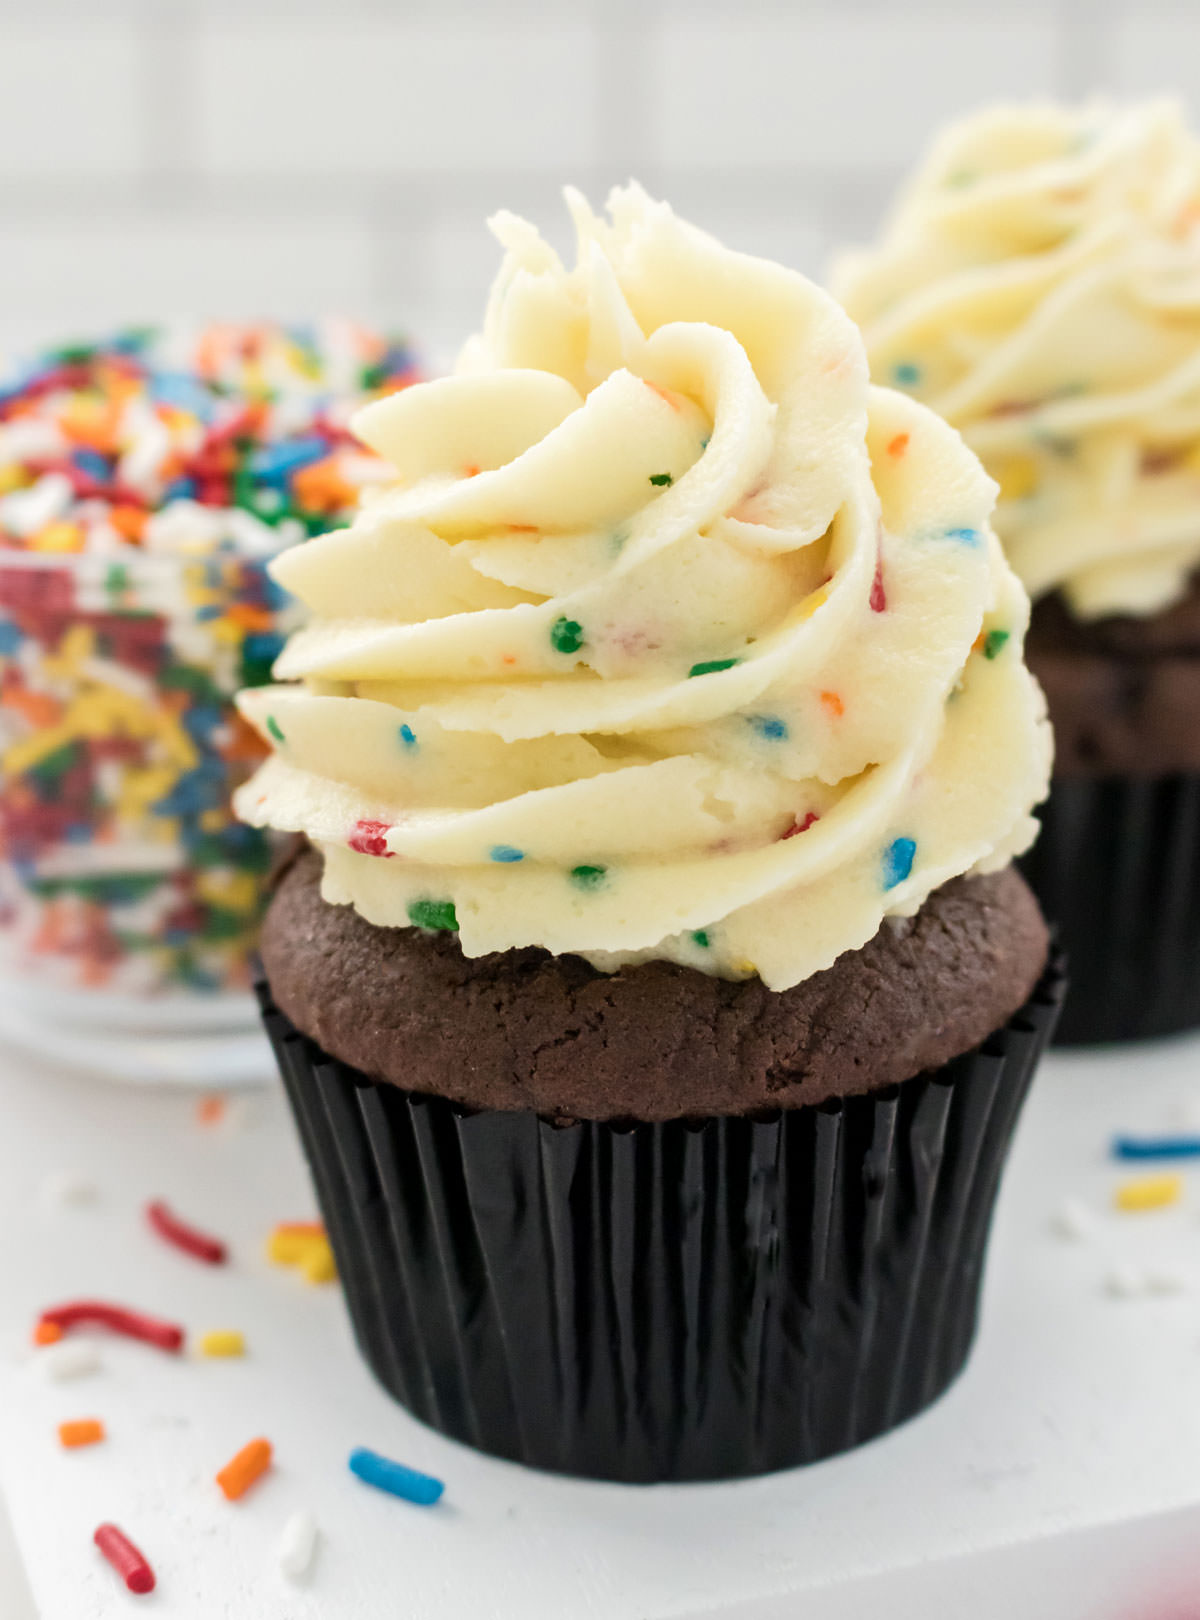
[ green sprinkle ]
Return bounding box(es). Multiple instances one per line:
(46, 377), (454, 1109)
(550, 616), (584, 655)
(690, 930), (710, 949)
(407, 899), (459, 932)
(570, 865), (607, 890)
(892, 362), (922, 387)
(265, 715), (285, 744)
(105, 564), (129, 595)
(648, 472), (673, 487)
(688, 657), (740, 678)
(983, 629), (1010, 660)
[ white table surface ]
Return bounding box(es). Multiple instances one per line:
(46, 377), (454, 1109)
(2, 1028), (1200, 1620)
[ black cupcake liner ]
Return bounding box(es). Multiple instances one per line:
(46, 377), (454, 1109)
(1020, 773), (1200, 1045)
(256, 953), (1064, 1484)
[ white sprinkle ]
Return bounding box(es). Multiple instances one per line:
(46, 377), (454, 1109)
(0, 473), (73, 537)
(40, 1341), (101, 1382)
(278, 1510), (318, 1580)
(1050, 1197), (1093, 1242)
(39, 1171), (98, 1208)
(1104, 1263), (1144, 1299)
(1146, 1266), (1188, 1296)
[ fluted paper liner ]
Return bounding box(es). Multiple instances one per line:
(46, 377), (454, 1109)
(257, 953), (1064, 1483)
(1021, 773), (1200, 1044)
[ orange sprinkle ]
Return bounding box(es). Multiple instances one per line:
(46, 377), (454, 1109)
(887, 432), (910, 458)
(58, 1418), (105, 1449)
(501, 654), (517, 666)
(819, 690), (844, 718)
(506, 523), (539, 533)
(216, 1437), (273, 1501)
(34, 1321), (64, 1347)
(196, 1095), (226, 1126)
(462, 462), (481, 478)
(8, 688), (62, 728)
(226, 603), (276, 632)
(644, 379), (681, 410)
(108, 504), (147, 544)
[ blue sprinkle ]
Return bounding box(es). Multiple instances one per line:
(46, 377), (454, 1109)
(882, 837), (916, 890)
(251, 436), (329, 483)
(349, 1447), (444, 1507)
(243, 631), (285, 664)
(1113, 1135), (1200, 1161)
(945, 527), (982, 546)
(749, 715), (788, 741)
(73, 448), (112, 479)
(892, 362), (922, 387)
(490, 845), (524, 863)
(0, 619), (21, 655)
(398, 723), (417, 749)
(164, 477), (197, 501)
(195, 603), (223, 622)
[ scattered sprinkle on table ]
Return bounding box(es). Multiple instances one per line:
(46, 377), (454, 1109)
(59, 1418), (105, 1449)
(198, 1330), (245, 1358)
(1113, 1134), (1200, 1161)
(1114, 1173), (1183, 1212)
(37, 1300), (185, 1353)
(93, 1523), (155, 1595)
(216, 1436), (273, 1501)
(266, 1220), (326, 1265)
(195, 1095), (227, 1127)
(145, 1198), (228, 1264)
(39, 1340), (101, 1382)
(278, 1510), (319, 1580)
(39, 1170), (98, 1207)
(349, 1447), (444, 1507)
(1050, 1197), (1094, 1242)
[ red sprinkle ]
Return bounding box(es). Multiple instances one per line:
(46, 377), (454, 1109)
(349, 819), (394, 858)
(94, 1524), (155, 1595)
(146, 1199), (228, 1265)
(783, 811), (820, 839)
(38, 1301), (185, 1354)
(870, 559), (887, 613)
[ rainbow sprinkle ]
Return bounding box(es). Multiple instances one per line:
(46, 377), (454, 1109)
(882, 837), (917, 890)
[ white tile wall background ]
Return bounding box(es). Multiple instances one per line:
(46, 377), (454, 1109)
(1, 0), (1198, 367)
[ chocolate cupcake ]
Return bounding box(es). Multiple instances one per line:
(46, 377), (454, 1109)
(239, 185), (1060, 1480)
(836, 100), (1200, 1043)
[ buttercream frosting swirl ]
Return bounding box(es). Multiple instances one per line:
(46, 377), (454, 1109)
(835, 100), (1200, 620)
(235, 185), (1050, 990)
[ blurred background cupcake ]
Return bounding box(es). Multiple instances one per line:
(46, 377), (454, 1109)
(0, 322), (417, 1080)
(835, 100), (1200, 1044)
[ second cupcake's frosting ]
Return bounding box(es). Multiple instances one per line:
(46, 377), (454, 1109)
(236, 185), (1049, 990)
(835, 101), (1200, 620)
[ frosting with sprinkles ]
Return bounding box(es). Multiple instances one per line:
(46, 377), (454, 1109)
(0, 321), (419, 995)
(236, 186), (1050, 991)
(836, 99), (1200, 621)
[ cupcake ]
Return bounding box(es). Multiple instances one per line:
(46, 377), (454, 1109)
(835, 100), (1200, 1043)
(0, 322), (417, 1065)
(238, 186), (1061, 1481)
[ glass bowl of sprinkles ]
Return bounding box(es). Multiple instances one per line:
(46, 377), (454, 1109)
(0, 322), (418, 1080)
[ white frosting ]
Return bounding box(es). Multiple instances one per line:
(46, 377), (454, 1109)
(235, 185), (1050, 990)
(835, 100), (1200, 619)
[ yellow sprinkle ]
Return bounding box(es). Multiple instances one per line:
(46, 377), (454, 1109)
(197, 870), (259, 913)
(30, 521), (84, 554)
(266, 1224), (327, 1266)
(199, 1330), (246, 1358)
(0, 463), (30, 494)
(995, 454), (1039, 502)
(1114, 1173), (1183, 1212)
(731, 958), (757, 978)
(301, 1240), (337, 1286)
(796, 583), (830, 623)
